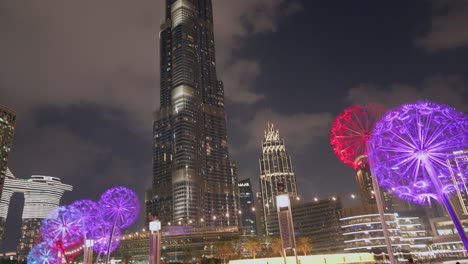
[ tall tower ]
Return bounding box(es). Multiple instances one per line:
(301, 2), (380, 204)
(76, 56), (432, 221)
(0, 105), (16, 242)
(259, 123), (298, 235)
(151, 0), (239, 227)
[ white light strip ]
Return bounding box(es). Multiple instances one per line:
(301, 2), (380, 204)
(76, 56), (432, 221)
(342, 229), (399, 235)
(340, 213), (395, 221)
(341, 220), (396, 228)
(344, 236), (401, 243)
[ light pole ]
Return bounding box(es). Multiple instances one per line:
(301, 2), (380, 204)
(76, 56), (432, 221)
(84, 239), (94, 264)
(149, 220), (162, 264)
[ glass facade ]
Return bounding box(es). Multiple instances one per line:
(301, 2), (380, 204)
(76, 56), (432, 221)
(151, 0), (239, 228)
(0, 105), (16, 243)
(238, 179), (256, 237)
(341, 209), (431, 261)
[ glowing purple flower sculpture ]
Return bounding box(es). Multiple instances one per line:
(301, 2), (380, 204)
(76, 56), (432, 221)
(41, 205), (83, 250)
(71, 199), (100, 236)
(368, 100), (468, 251)
(98, 186), (139, 262)
(99, 186), (139, 229)
(27, 242), (61, 264)
(90, 220), (122, 254)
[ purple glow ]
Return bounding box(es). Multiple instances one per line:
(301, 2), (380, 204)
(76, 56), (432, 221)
(41, 205), (83, 249)
(90, 220), (121, 254)
(27, 242), (61, 264)
(98, 186), (139, 229)
(368, 101), (468, 205)
(71, 199), (100, 235)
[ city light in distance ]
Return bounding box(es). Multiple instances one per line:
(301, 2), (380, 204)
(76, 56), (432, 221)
(351, 194), (356, 199)
(314, 197), (319, 202)
(251, 207), (256, 212)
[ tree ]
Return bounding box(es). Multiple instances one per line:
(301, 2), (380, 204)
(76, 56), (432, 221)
(296, 237), (312, 256)
(270, 237), (284, 257)
(245, 238), (262, 259)
(214, 242), (236, 264)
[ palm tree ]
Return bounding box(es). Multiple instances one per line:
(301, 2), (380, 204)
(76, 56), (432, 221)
(214, 242), (236, 264)
(245, 238), (262, 259)
(296, 237), (312, 256)
(270, 237), (284, 257)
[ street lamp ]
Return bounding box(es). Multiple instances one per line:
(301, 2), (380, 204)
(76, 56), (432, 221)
(149, 220), (162, 264)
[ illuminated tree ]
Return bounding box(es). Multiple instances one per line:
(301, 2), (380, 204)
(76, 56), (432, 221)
(296, 237), (312, 256)
(245, 238), (261, 259)
(368, 100), (468, 251)
(27, 242), (60, 264)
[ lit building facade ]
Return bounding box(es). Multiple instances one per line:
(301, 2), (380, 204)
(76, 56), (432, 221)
(341, 206), (431, 261)
(266, 197), (344, 253)
(0, 105), (16, 242)
(238, 178), (256, 237)
(0, 171), (72, 259)
(114, 226), (240, 262)
(151, 0), (239, 228)
(447, 149), (468, 216)
(259, 123), (298, 235)
(429, 216), (468, 258)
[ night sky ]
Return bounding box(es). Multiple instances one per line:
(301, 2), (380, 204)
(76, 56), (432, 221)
(1, 0), (468, 251)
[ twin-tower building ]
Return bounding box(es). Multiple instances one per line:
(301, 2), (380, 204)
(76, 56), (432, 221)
(0, 105), (72, 258)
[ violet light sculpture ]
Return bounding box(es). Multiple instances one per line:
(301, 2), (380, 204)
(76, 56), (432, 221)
(90, 220), (122, 254)
(41, 205), (83, 255)
(99, 186), (139, 263)
(27, 242), (61, 264)
(368, 100), (468, 251)
(72, 199), (100, 237)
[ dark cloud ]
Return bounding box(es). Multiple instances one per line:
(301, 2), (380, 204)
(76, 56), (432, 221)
(347, 75), (467, 111)
(416, 0), (468, 51)
(0, 0), (303, 250)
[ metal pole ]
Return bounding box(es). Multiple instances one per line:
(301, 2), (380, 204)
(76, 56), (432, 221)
(293, 248), (299, 264)
(105, 220), (117, 264)
(425, 162), (468, 252)
(371, 174), (397, 264)
(282, 249), (287, 264)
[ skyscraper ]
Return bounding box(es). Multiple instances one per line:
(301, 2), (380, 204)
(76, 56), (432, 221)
(238, 178), (256, 237)
(0, 105), (16, 242)
(447, 149), (468, 216)
(259, 123), (298, 235)
(0, 171), (72, 259)
(151, 0), (239, 228)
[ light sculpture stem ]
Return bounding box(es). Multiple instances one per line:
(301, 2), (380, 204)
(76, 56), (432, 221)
(57, 242), (70, 264)
(95, 252), (102, 264)
(425, 161), (468, 252)
(105, 219), (117, 264)
(371, 173), (397, 264)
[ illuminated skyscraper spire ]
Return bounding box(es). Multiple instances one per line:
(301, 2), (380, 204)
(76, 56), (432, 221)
(259, 123), (298, 235)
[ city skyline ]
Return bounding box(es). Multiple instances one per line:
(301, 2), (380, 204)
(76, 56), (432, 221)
(1, 0), (468, 252)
